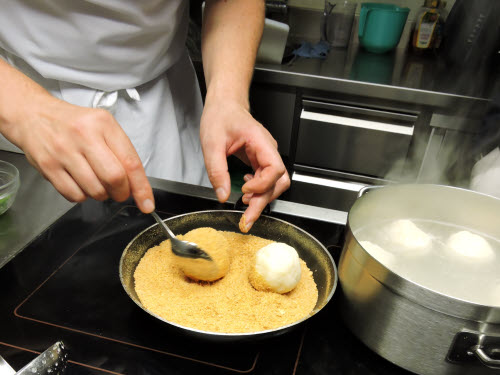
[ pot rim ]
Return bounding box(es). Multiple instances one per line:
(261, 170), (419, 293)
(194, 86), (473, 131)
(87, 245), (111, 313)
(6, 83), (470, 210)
(119, 209), (338, 339)
(344, 184), (500, 323)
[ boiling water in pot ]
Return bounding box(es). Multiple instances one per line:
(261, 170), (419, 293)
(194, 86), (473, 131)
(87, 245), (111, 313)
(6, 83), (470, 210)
(354, 218), (500, 307)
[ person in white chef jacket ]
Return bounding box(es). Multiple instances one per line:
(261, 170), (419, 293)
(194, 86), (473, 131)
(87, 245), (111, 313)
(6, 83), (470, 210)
(0, 0), (289, 232)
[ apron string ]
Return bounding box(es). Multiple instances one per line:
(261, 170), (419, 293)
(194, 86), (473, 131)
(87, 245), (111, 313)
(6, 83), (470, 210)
(92, 88), (141, 110)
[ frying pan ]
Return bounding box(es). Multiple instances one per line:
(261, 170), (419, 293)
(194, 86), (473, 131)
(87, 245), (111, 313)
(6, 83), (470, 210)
(119, 210), (337, 341)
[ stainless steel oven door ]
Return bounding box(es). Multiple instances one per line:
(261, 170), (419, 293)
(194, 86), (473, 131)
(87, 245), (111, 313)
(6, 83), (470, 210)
(295, 100), (417, 179)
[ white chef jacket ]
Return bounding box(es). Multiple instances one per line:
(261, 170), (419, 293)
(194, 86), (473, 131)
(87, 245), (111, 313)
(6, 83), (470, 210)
(0, 0), (210, 187)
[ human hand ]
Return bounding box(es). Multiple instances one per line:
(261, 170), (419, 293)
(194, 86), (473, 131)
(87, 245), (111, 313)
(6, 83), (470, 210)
(8, 95), (155, 213)
(200, 98), (290, 232)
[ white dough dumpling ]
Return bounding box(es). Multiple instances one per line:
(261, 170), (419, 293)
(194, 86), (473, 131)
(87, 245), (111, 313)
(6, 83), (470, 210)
(360, 241), (396, 267)
(385, 219), (432, 250)
(249, 242), (302, 294)
(446, 230), (495, 262)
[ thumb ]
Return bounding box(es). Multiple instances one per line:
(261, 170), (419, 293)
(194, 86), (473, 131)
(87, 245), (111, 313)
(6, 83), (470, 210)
(204, 147), (231, 203)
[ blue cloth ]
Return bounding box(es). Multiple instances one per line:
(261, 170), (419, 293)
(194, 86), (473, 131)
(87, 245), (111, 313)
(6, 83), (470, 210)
(292, 40), (330, 59)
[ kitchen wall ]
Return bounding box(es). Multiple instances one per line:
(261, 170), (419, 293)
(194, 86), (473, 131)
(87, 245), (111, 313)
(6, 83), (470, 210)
(287, 0), (455, 19)
(285, 0), (455, 44)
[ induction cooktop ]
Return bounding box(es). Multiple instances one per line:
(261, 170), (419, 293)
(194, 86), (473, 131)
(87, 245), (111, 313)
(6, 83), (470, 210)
(0, 186), (413, 375)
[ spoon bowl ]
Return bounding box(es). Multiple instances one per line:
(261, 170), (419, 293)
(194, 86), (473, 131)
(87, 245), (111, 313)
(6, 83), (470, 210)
(150, 211), (212, 261)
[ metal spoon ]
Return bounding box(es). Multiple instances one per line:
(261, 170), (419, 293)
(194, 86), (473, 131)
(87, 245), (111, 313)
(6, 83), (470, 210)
(2, 341), (69, 375)
(151, 211), (212, 261)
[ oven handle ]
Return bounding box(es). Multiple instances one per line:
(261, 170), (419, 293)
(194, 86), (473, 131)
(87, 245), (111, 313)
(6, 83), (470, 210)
(302, 100), (418, 122)
(300, 109), (415, 136)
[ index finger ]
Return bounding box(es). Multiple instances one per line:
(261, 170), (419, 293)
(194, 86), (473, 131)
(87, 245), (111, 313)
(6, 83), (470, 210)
(239, 171), (290, 232)
(241, 145), (285, 194)
(239, 190), (273, 233)
(104, 127), (155, 213)
(202, 138), (232, 203)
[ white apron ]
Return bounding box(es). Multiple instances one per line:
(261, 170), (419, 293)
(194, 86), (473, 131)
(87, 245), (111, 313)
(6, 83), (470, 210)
(0, 0), (210, 187)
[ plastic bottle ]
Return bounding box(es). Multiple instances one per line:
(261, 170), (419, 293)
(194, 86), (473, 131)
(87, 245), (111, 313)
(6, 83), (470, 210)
(412, 0), (446, 52)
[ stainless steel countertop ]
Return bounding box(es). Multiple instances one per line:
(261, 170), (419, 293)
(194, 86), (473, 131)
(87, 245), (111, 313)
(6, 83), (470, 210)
(252, 45), (495, 112)
(0, 151), (75, 269)
(194, 45), (496, 116)
(0, 151), (348, 270)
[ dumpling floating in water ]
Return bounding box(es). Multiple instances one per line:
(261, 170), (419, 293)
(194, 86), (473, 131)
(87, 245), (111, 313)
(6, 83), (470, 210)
(446, 230), (495, 263)
(385, 219), (432, 250)
(249, 242), (302, 294)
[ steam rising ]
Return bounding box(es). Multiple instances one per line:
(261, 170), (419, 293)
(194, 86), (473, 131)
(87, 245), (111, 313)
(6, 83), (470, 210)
(382, 0), (500, 196)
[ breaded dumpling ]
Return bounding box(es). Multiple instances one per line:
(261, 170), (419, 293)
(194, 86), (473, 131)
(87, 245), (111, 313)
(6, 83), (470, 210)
(175, 227), (231, 281)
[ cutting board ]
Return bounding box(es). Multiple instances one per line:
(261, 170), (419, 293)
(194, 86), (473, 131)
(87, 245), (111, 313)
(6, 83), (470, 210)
(256, 18), (290, 65)
(201, 2), (289, 65)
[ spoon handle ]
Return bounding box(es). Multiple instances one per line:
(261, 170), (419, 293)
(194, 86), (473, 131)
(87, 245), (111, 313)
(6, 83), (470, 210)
(151, 211), (175, 239)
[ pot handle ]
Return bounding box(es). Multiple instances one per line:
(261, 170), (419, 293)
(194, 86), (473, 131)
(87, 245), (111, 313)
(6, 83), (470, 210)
(473, 343), (500, 369)
(448, 330), (500, 369)
(357, 185), (382, 198)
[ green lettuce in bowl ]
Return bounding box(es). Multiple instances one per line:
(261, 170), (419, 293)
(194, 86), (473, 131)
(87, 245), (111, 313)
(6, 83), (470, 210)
(0, 161), (20, 215)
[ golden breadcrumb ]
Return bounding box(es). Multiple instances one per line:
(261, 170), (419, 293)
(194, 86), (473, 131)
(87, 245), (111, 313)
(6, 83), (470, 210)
(134, 228), (318, 333)
(248, 257), (275, 292)
(239, 214), (249, 233)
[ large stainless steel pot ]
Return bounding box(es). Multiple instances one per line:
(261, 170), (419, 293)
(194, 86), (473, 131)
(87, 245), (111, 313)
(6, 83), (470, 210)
(120, 210), (337, 342)
(339, 184), (500, 375)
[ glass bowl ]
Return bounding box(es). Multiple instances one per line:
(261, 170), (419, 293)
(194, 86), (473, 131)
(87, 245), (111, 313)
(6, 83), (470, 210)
(0, 160), (20, 215)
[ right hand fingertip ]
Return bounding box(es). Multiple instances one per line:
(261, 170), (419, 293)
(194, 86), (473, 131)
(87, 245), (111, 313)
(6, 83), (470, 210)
(140, 198), (155, 213)
(243, 174), (253, 182)
(215, 187), (228, 203)
(239, 214), (253, 233)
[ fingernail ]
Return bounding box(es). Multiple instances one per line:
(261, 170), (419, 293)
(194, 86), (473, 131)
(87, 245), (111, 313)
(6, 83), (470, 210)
(215, 187), (226, 202)
(245, 220), (253, 232)
(239, 214), (249, 233)
(142, 198), (155, 213)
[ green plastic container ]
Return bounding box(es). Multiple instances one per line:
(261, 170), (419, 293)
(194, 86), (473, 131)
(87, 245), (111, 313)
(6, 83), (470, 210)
(358, 3), (410, 54)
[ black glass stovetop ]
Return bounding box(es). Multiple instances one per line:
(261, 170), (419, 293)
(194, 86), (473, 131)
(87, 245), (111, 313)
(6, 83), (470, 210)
(0, 188), (414, 375)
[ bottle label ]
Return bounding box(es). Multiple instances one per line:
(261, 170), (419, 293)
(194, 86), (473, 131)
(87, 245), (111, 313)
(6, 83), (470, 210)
(416, 12), (438, 49)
